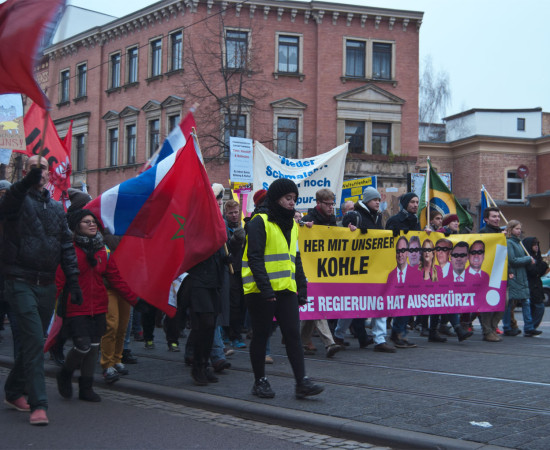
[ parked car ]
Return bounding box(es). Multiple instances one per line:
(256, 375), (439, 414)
(542, 272), (550, 306)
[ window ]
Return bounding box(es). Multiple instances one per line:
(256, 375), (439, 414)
(108, 128), (119, 166)
(507, 170), (523, 201)
(224, 114), (246, 157)
(110, 53), (121, 88)
(148, 119), (160, 158)
(345, 40), (365, 78)
(168, 114), (180, 132)
(517, 118), (526, 131)
(276, 117), (298, 158)
(76, 63), (86, 98)
(170, 31), (183, 71)
(373, 42), (392, 80)
(60, 70), (70, 103)
(225, 30), (248, 69)
(372, 122), (391, 155)
(150, 38), (162, 77)
(345, 121), (365, 153)
(278, 35), (299, 73)
(75, 134), (85, 171)
(127, 47), (138, 83)
(126, 124), (136, 164)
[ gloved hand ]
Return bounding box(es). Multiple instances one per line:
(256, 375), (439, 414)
(392, 229), (400, 237)
(232, 226), (246, 242)
(134, 297), (152, 314)
(298, 296), (308, 306)
(21, 167), (43, 190)
(360, 227), (368, 234)
(66, 276), (83, 305)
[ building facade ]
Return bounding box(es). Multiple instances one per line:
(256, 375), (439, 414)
(419, 108), (550, 248)
(38, 0), (423, 197)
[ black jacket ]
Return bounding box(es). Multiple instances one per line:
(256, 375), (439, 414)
(226, 221), (244, 272)
(0, 181), (78, 280)
(245, 214), (307, 300)
(523, 237), (548, 304)
(385, 209), (420, 232)
(342, 201), (383, 230)
(306, 206), (337, 226)
(479, 224), (501, 234)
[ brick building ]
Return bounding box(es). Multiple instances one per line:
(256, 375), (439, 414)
(419, 108), (550, 248)
(39, 0), (423, 198)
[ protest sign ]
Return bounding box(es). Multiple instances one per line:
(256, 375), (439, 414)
(0, 94), (25, 150)
(248, 142), (348, 212)
(229, 137), (253, 183)
(298, 226), (507, 320)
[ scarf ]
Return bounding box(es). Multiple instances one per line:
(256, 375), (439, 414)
(74, 232), (105, 267)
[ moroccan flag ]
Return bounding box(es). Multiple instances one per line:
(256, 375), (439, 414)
(418, 159), (473, 232)
(19, 102), (72, 203)
(0, 0), (65, 109)
(88, 136), (226, 317)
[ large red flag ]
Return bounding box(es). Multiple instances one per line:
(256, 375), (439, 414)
(112, 138), (227, 317)
(19, 102), (72, 202)
(0, 0), (65, 109)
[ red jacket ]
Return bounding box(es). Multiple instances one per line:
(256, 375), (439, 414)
(56, 244), (137, 318)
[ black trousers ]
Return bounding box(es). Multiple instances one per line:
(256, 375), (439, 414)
(245, 291), (305, 382)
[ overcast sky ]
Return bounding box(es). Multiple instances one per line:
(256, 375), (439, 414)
(66, 0), (549, 120)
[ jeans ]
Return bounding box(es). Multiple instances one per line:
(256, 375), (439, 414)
(530, 302), (545, 329)
(210, 326), (226, 364)
(503, 298), (534, 332)
(391, 315), (411, 337)
(4, 279), (56, 411)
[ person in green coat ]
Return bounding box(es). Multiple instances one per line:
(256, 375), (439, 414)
(502, 220), (540, 337)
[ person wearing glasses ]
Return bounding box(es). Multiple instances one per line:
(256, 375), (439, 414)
(304, 188), (337, 227)
(1, 156), (81, 426)
(434, 238), (453, 280)
(447, 241), (469, 282)
(55, 209), (149, 403)
(465, 240), (490, 284)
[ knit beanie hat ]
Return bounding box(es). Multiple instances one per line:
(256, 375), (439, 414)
(67, 208), (103, 232)
(442, 214), (459, 227)
(400, 192), (418, 210)
(67, 188), (92, 213)
(362, 186), (381, 204)
(211, 183), (225, 200)
(0, 180), (11, 191)
(253, 189), (267, 206)
(267, 179), (299, 203)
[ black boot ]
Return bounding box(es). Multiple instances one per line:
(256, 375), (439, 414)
(454, 325), (473, 342)
(428, 330), (447, 343)
(205, 367), (218, 383)
(56, 367), (73, 399)
(121, 349), (138, 364)
(191, 365), (208, 386)
(78, 377), (101, 402)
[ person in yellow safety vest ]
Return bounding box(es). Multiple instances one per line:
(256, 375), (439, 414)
(242, 178), (324, 400)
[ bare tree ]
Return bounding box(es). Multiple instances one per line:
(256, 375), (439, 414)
(419, 55), (451, 141)
(182, 9), (272, 162)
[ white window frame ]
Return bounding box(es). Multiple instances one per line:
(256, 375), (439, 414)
(274, 32), (303, 75)
(149, 37), (163, 78)
(109, 52), (121, 89)
(107, 127), (119, 167)
(126, 46), (139, 84)
(168, 29), (183, 72)
(506, 169), (524, 202)
(342, 37), (396, 81)
(223, 27), (251, 70)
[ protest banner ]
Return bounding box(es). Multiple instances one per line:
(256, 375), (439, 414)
(0, 94), (25, 150)
(229, 136), (253, 183)
(339, 176), (377, 214)
(248, 142), (348, 212)
(298, 226), (507, 320)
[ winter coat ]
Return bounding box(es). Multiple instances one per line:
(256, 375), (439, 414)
(507, 235), (532, 300)
(479, 224), (501, 234)
(385, 209), (420, 232)
(342, 201), (383, 230)
(306, 206), (337, 226)
(226, 221), (244, 272)
(0, 181), (78, 281)
(56, 244), (137, 318)
(523, 237), (548, 304)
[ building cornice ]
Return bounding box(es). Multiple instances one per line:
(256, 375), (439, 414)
(44, 0), (423, 58)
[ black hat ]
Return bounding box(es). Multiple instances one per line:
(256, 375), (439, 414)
(67, 208), (102, 233)
(400, 192), (418, 210)
(267, 179), (299, 203)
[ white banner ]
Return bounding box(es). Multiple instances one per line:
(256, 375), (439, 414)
(248, 142), (348, 212)
(229, 136), (253, 183)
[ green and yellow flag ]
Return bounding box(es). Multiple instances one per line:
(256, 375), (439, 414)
(418, 159), (473, 232)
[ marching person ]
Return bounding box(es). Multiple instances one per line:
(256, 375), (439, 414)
(243, 179), (323, 399)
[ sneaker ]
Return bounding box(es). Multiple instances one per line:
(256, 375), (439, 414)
(212, 360), (231, 373)
(325, 344), (341, 358)
(121, 349), (138, 364)
(232, 339), (246, 349)
(144, 340), (155, 349)
(531, 329), (543, 336)
(295, 377), (324, 399)
(205, 368), (219, 383)
(223, 348), (235, 357)
(114, 363), (129, 375)
(29, 409), (48, 426)
(252, 377), (275, 398)
(483, 332), (501, 342)
(4, 397), (30, 412)
(303, 347), (316, 355)
(103, 367), (120, 384)
(504, 329), (521, 336)
(333, 337), (349, 348)
(495, 328), (503, 335)
(265, 355), (274, 364)
(168, 342), (180, 352)
(390, 334), (417, 349)
(374, 342), (396, 353)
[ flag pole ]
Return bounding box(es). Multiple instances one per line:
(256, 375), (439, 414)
(483, 185), (530, 256)
(426, 156), (431, 229)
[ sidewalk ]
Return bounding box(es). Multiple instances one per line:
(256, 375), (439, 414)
(2, 320), (549, 449)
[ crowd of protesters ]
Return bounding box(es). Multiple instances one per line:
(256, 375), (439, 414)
(0, 161), (547, 425)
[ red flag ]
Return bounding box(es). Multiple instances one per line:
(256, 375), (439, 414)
(112, 138), (227, 317)
(20, 102), (72, 202)
(0, 0), (65, 109)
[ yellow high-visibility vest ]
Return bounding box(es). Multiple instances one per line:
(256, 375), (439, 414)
(242, 214), (298, 295)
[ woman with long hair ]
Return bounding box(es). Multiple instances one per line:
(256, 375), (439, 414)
(419, 239), (438, 282)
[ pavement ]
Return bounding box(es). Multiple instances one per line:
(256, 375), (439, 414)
(1, 315), (550, 449)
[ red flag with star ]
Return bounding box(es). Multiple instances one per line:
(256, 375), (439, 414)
(112, 137), (227, 317)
